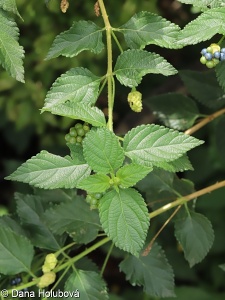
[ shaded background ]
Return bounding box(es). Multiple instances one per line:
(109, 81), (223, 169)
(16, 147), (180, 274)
(0, 1), (225, 299)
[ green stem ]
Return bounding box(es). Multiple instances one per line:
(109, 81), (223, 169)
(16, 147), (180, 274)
(55, 241), (76, 256)
(98, 0), (114, 131)
(100, 242), (114, 277)
(55, 237), (110, 273)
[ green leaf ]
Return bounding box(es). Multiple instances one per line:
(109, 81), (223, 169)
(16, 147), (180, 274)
(65, 270), (108, 300)
(46, 20), (104, 59)
(145, 93), (200, 130)
(178, 8), (225, 46)
(116, 163), (152, 188)
(43, 68), (102, 111)
(119, 243), (175, 297)
(67, 143), (86, 164)
(15, 193), (63, 251)
(178, 0), (223, 10)
(0, 216), (26, 236)
(99, 188), (149, 256)
(123, 124), (204, 167)
(154, 154), (193, 172)
(0, 9), (24, 82)
(0, 226), (34, 275)
(44, 197), (101, 244)
(83, 128), (125, 174)
(180, 70), (225, 108)
(5, 150), (91, 189)
(215, 116), (225, 162)
(119, 11), (181, 49)
(0, 0), (21, 17)
(219, 264), (225, 271)
(174, 211), (214, 267)
(216, 61), (225, 91)
(114, 49), (177, 87)
(45, 102), (106, 127)
(77, 174), (111, 193)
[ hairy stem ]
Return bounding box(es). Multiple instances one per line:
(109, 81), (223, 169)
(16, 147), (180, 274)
(98, 0), (114, 131)
(149, 180), (225, 219)
(185, 107), (225, 135)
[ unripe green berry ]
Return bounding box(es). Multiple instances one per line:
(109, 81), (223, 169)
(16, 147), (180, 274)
(77, 128), (85, 137)
(212, 58), (220, 66)
(65, 134), (71, 142)
(76, 136), (83, 143)
(90, 198), (98, 205)
(207, 46), (213, 53)
(86, 195), (93, 203)
(94, 193), (102, 200)
(206, 61), (214, 68)
(69, 128), (77, 137)
(69, 137), (76, 144)
(75, 123), (83, 129)
(200, 56), (207, 64)
(83, 124), (90, 132)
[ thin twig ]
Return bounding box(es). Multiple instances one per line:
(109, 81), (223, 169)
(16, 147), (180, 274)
(149, 180), (225, 219)
(185, 107), (225, 135)
(142, 205), (181, 256)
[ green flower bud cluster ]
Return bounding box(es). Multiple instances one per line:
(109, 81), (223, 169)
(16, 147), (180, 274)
(65, 122), (90, 145)
(86, 193), (104, 210)
(200, 43), (225, 68)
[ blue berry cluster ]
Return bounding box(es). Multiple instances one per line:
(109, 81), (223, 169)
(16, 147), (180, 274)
(11, 277), (22, 286)
(200, 43), (225, 68)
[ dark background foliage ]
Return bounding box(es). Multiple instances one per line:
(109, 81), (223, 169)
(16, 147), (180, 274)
(0, 1), (225, 299)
